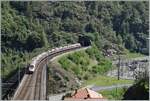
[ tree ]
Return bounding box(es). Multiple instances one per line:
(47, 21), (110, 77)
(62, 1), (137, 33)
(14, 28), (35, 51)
(84, 23), (96, 33)
(26, 32), (43, 51)
(125, 34), (137, 52)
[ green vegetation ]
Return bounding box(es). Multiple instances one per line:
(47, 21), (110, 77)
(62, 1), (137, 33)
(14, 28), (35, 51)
(1, 47), (48, 79)
(59, 51), (92, 78)
(99, 87), (127, 100)
(1, 1), (148, 79)
(98, 77), (149, 100)
(83, 75), (133, 86)
(59, 44), (113, 80)
(123, 49), (145, 59)
(1, 2), (149, 100)
(123, 68), (149, 100)
(85, 43), (103, 61)
(67, 51), (90, 66)
(59, 57), (73, 70)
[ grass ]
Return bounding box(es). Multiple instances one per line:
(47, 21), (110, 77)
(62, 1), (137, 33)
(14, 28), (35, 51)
(83, 75), (133, 86)
(123, 49), (145, 59)
(111, 49), (146, 61)
(99, 87), (127, 100)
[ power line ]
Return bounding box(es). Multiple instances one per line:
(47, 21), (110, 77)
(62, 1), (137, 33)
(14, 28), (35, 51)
(118, 55), (121, 80)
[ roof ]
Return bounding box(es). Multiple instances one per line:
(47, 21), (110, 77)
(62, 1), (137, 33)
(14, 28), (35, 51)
(71, 88), (103, 99)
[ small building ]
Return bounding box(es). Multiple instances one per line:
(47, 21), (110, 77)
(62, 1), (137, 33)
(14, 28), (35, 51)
(63, 88), (105, 100)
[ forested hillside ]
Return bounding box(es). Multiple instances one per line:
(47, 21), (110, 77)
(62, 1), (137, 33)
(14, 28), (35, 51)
(1, 1), (149, 78)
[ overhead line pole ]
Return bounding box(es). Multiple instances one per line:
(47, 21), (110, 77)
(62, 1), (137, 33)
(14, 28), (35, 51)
(118, 55), (120, 80)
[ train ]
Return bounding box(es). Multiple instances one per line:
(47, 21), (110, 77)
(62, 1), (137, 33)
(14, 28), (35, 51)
(28, 43), (81, 73)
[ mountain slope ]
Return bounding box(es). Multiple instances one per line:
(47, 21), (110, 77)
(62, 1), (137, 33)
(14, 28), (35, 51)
(1, 1), (149, 78)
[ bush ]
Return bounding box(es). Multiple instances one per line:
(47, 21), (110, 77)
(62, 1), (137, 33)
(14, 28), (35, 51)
(59, 46), (112, 79)
(100, 87), (127, 100)
(83, 73), (91, 80)
(2, 1), (148, 79)
(59, 57), (72, 70)
(92, 59), (112, 75)
(86, 43), (103, 61)
(72, 66), (81, 75)
(67, 51), (90, 66)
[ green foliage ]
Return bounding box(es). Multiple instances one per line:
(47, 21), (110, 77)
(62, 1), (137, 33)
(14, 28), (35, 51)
(123, 49), (145, 59)
(99, 88), (127, 100)
(72, 66), (81, 75)
(58, 57), (73, 70)
(92, 58), (112, 75)
(51, 31), (77, 47)
(86, 43), (102, 60)
(123, 77), (149, 100)
(59, 48), (112, 80)
(1, 1), (148, 78)
(2, 1), (148, 53)
(83, 75), (133, 86)
(1, 50), (27, 78)
(67, 51), (90, 65)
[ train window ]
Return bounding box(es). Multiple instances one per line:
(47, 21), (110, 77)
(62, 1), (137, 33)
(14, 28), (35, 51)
(29, 65), (34, 69)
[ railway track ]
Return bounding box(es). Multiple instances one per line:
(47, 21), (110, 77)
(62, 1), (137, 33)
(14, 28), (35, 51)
(13, 46), (85, 100)
(13, 54), (49, 100)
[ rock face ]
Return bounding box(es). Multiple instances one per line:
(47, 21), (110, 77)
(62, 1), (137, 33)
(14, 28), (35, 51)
(47, 62), (79, 94)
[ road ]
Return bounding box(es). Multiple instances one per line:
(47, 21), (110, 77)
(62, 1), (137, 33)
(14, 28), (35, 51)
(90, 84), (132, 91)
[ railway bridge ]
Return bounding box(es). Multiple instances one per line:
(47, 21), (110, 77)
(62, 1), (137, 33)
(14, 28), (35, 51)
(3, 43), (148, 100)
(12, 45), (89, 100)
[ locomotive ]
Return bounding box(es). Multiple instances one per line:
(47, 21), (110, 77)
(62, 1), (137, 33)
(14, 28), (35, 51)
(28, 43), (81, 73)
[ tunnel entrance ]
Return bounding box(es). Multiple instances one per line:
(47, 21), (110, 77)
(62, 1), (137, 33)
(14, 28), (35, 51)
(78, 36), (91, 47)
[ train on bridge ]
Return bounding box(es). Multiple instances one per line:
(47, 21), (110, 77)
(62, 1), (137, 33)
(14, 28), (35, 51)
(28, 43), (81, 73)
(28, 35), (91, 73)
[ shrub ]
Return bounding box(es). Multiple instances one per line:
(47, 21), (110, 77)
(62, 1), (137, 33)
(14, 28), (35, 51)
(72, 66), (81, 75)
(86, 43), (103, 61)
(59, 57), (72, 70)
(67, 51), (90, 66)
